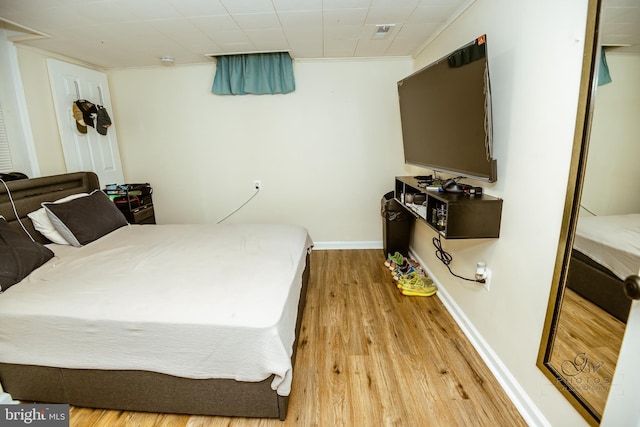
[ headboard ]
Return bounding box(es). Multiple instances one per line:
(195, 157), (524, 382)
(0, 172), (100, 244)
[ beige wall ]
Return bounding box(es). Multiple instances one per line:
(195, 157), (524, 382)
(408, 0), (590, 425)
(581, 52), (640, 215)
(108, 58), (413, 244)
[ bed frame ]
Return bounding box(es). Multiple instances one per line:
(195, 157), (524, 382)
(566, 249), (631, 323)
(0, 172), (310, 420)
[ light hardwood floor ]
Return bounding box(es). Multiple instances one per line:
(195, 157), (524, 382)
(68, 249), (526, 427)
(549, 287), (625, 417)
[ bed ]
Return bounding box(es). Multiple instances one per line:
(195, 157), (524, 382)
(567, 214), (639, 323)
(0, 172), (313, 420)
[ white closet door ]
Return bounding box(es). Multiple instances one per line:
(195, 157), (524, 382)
(47, 59), (124, 186)
(601, 290), (640, 426)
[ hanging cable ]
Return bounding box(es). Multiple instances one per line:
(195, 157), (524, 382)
(0, 178), (35, 241)
(216, 188), (260, 224)
(432, 234), (484, 283)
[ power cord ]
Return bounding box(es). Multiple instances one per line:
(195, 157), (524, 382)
(0, 178), (35, 242)
(432, 234), (485, 283)
(216, 188), (260, 224)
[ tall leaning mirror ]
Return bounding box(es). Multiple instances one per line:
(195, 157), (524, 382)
(537, 0), (640, 424)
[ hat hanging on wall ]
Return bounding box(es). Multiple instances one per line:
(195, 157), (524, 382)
(72, 100), (113, 136)
(72, 102), (87, 134)
(96, 105), (112, 135)
(74, 100), (98, 128)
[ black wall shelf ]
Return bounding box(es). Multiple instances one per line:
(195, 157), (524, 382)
(394, 176), (502, 239)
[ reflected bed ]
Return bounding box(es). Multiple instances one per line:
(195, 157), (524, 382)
(567, 214), (639, 323)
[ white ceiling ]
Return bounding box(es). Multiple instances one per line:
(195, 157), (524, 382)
(0, 0), (638, 69)
(0, 0), (473, 69)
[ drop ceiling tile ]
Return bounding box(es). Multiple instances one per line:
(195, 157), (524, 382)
(355, 38), (394, 56)
(272, 0), (322, 12)
(324, 38), (358, 56)
(220, 41), (256, 53)
(287, 38), (322, 54)
(323, 8), (368, 26)
(210, 29), (251, 45)
(373, 0), (420, 8)
(408, 5), (458, 23)
(231, 12), (280, 29)
(167, 0), (227, 16)
(384, 42), (416, 56)
(219, 0), (274, 15)
(397, 22), (440, 39)
(245, 28), (288, 44)
(325, 24), (365, 39)
(323, 0), (371, 9)
(278, 10), (322, 30)
(186, 41), (223, 55)
(147, 18), (200, 35)
(113, 0), (181, 21)
(365, 7), (415, 24)
(281, 27), (322, 42)
(188, 15), (240, 33)
(95, 21), (160, 41)
(4, 8), (84, 34)
(166, 30), (212, 47)
(73, 1), (140, 25)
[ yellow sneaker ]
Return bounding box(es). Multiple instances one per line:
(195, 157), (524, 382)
(396, 272), (433, 289)
(401, 286), (438, 297)
(396, 272), (437, 296)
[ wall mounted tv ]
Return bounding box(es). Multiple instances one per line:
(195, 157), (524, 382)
(397, 35), (496, 182)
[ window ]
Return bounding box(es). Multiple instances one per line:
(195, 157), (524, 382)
(0, 101), (13, 172)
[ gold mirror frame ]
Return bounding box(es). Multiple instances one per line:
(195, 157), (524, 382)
(536, 0), (604, 425)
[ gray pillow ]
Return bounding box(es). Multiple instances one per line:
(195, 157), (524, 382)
(0, 216), (54, 292)
(43, 190), (128, 247)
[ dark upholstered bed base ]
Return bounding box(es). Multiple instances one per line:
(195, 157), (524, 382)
(0, 365), (286, 419)
(567, 249), (631, 323)
(0, 172), (311, 420)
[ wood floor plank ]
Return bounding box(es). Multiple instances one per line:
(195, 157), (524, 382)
(549, 287), (625, 417)
(61, 249), (526, 426)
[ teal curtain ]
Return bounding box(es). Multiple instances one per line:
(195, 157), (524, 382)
(212, 52), (295, 95)
(598, 47), (612, 86)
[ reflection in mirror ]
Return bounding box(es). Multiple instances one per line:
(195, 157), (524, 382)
(550, 46), (640, 418)
(537, 0), (640, 424)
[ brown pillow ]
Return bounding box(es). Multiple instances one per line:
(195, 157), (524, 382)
(0, 216), (54, 292)
(43, 190), (128, 247)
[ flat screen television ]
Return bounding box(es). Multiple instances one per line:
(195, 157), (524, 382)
(397, 35), (497, 182)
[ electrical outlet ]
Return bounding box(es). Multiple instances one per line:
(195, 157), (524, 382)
(482, 268), (492, 291)
(475, 261), (491, 291)
(253, 180), (261, 190)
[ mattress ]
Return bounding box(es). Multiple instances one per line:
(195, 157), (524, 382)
(0, 223), (313, 396)
(573, 213), (640, 280)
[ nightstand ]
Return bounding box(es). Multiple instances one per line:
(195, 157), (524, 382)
(104, 183), (155, 224)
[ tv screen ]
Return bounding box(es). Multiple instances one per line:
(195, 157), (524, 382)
(397, 35), (496, 182)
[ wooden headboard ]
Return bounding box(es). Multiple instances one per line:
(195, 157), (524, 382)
(0, 172), (100, 244)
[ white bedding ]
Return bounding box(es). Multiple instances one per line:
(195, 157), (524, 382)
(573, 213), (640, 280)
(0, 223), (313, 396)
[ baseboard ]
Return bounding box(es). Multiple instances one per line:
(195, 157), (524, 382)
(409, 249), (550, 427)
(313, 241), (382, 250)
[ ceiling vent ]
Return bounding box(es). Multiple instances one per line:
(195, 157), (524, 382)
(374, 24), (395, 40)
